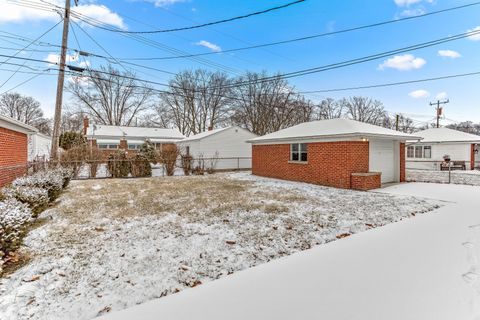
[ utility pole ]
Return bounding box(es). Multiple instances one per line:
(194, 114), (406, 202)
(430, 99), (449, 129)
(395, 114), (400, 131)
(50, 0), (72, 160)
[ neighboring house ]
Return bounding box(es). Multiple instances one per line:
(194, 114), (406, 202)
(83, 118), (185, 156)
(248, 118), (421, 190)
(406, 127), (480, 170)
(177, 126), (258, 170)
(28, 132), (51, 161)
(0, 115), (37, 187)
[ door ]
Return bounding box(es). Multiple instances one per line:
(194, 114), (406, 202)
(369, 139), (396, 183)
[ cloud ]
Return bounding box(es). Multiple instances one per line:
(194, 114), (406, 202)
(467, 26), (480, 41)
(379, 54), (426, 71)
(394, 0), (433, 6)
(435, 92), (448, 100)
(409, 89), (430, 98)
(438, 50), (461, 58)
(0, 0), (125, 29)
(195, 40), (222, 52)
(398, 8), (425, 17)
(45, 53), (78, 65)
(139, 0), (186, 7)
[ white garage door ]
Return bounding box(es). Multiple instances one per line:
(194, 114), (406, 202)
(369, 140), (395, 183)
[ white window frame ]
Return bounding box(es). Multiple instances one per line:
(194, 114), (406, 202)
(98, 143), (118, 150)
(290, 143), (308, 162)
(407, 145), (432, 159)
(128, 144), (142, 150)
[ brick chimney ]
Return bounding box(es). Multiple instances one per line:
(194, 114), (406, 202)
(83, 117), (89, 135)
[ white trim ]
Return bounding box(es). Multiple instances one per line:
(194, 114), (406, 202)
(0, 115), (38, 134)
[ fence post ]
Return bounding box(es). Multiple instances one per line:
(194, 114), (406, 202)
(237, 157), (240, 170)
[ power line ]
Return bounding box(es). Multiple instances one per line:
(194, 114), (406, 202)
(298, 71), (480, 93)
(115, 1), (480, 61)
(74, 0), (305, 34)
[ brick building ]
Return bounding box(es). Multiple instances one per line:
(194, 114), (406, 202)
(83, 118), (185, 157)
(0, 115), (38, 187)
(248, 119), (421, 191)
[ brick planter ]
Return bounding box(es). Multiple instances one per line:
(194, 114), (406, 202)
(351, 172), (381, 191)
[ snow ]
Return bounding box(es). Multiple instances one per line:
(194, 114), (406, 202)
(248, 118), (420, 143)
(410, 127), (480, 143)
(179, 127), (230, 141)
(0, 173), (440, 320)
(85, 125), (185, 141)
(98, 182), (480, 320)
(408, 169), (480, 186)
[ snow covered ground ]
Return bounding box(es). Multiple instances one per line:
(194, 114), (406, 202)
(407, 169), (480, 186)
(99, 182), (480, 320)
(0, 173), (440, 320)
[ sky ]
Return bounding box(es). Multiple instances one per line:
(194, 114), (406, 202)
(0, 0), (479, 126)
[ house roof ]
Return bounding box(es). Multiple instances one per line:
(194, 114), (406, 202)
(179, 127), (233, 142)
(411, 127), (480, 143)
(0, 114), (38, 134)
(248, 118), (421, 143)
(86, 124), (185, 141)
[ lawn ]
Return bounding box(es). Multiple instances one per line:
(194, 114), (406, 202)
(0, 172), (441, 320)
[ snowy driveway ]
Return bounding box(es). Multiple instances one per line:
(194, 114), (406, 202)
(100, 182), (480, 320)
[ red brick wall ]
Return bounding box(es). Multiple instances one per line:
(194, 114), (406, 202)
(351, 173), (381, 191)
(252, 141), (370, 189)
(0, 127), (28, 187)
(400, 142), (405, 182)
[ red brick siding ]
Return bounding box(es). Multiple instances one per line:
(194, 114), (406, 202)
(351, 173), (381, 191)
(471, 144), (476, 170)
(400, 142), (406, 182)
(252, 141), (370, 189)
(0, 127), (28, 187)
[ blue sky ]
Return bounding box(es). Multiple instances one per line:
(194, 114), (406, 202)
(0, 0), (479, 125)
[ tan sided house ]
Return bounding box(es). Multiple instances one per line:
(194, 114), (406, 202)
(248, 118), (422, 190)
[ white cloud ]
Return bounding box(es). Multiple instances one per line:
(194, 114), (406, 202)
(45, 53), (78, 65)
(438, 50), (461, 58)
(0, 0), (125, 29)
(399, 8), (425, 17)
(467, 26), (480, 41)
(394, 0), (433, 6)
(435, 92), (448, 100)
(379, 54), (426, 71)
(195, 40), (222, 52)
(139, 0), (186, 7)
(409, 89), (430, 98)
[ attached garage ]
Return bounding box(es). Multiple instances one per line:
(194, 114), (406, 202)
(249, 119), (420, 190)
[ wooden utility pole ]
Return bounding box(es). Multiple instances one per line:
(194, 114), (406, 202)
(395, 114), (400, 131)
(50, 0), (72, 160)
(430, 99), (449, 128)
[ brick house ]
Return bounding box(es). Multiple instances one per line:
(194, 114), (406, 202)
(248, 118), (421, 190)
(0, 115), (38, 187)
(83, 118), (185, 157)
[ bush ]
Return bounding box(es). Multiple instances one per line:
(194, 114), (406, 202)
(12, 171), (64, 202)
(181, 154), (192, 176)
(52, 166), (74, 188)
(107, 150), (131, 178)
(60, 145), (87, 178)
(85, 147), (103, 178)
(0, 198), (32, 265)
(1, 186), (49, 217)
(139, 140), (158, 164)
(159, 146), (179, 176)
(59, 131), (86, 151)
(130, 154), (152, 178)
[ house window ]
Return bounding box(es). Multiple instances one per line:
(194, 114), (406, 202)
(423, 146), (431, 158)
(128, 144), (141, 150)
(98, 144), (118, 149)
(407, 146), (414, 158)
(407, 145), (432, 159)
(291, 143), (307, 162)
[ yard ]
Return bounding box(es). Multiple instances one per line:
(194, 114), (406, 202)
(0, 172), (441, 320)
(407, 169), (480, 186)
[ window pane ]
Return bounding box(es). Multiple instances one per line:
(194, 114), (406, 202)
(423, 146), (431, 158)
(291, 144), (298, 152)
(98, 144), (107, 149)
(292, 152), (299, 161)
(415, 146), (422, 158)
(300, 143), (307, 152)
(407, 146), (414, 158)
(300, 152), (308, 162)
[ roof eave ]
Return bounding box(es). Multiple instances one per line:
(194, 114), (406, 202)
(248, 132), (421, 144)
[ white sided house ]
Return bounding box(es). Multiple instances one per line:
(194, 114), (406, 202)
(406, 127), (480, 170)
(177, 126), (258, 170)
(28, 132), (51, 161)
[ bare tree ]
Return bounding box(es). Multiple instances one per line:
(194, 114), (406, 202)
(342, 96), (388, 126)
(316, 98), (344, 120)
(67, 65), (154, 126)
(230, 72), (313, 135)
(383, 114), (416, 133)
(60, 109), (86, 133)
(0, 92), (51, 134)
(446, 121), (480, 135)
(156, 69), (232, 136)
